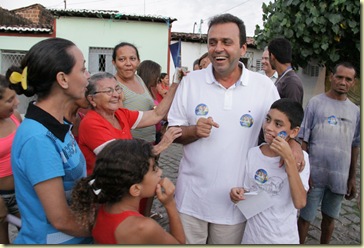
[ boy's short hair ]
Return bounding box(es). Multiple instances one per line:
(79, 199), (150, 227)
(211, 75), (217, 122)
(268, 38), (292, 64)
(270, 98), (303, 128)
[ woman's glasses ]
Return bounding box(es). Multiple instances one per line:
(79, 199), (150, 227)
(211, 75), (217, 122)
(93, 86), (123, 96)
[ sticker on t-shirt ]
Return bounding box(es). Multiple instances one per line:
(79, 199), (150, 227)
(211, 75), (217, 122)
(195, 104), (209, 116)
(240, 114), (254, 127)
(328, 115), (338, 125)
(254, 169), (268, 184)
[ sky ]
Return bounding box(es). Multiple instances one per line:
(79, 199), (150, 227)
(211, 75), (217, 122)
(0, 0), (272, 36)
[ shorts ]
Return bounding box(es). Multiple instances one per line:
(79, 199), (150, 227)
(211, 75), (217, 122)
(299, 187), (344, 222)
(0, 189), (19, 216)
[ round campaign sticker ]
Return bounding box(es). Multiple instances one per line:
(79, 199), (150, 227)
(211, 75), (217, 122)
(277, 131), (287, 139)
(255, 169), (268, 184)
(328, 115), (338, 125)
(240, 114), (254, 127)
(195, 104), (209, 116)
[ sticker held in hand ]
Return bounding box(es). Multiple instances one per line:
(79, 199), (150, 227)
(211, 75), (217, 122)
(277, 131), (287, 139)
(173, 67), (188, 83)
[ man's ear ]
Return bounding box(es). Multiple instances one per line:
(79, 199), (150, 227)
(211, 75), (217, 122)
(289, 126), (300, 139)
(56, 72), (69, 89)
(269, 52), (276, 61)
(240, 43), (248, 57)
(129, 184), (142, 197)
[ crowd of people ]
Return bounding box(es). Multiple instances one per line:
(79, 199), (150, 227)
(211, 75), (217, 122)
(0, 12), (359, 245)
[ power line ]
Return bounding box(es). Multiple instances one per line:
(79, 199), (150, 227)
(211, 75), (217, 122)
(202, 0), (253, 22)
(195, 0), (255, 34)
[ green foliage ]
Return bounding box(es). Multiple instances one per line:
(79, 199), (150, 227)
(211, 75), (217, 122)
(254, 0), (360, 74)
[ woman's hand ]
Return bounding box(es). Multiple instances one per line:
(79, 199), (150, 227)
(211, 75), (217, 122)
(153, 127), (182, 155)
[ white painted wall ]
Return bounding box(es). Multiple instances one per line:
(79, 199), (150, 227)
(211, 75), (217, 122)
(168, 41), (207, 78)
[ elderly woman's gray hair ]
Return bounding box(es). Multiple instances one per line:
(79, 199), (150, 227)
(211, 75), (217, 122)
(87, 72), (117, 95)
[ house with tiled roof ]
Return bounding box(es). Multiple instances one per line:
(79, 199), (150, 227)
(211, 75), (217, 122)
(0, 3), (325, 110)
(0, 4), (177, 113)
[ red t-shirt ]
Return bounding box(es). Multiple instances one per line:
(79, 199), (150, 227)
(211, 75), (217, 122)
(92, 206), (142, 244)
(78, 108), (139, 175)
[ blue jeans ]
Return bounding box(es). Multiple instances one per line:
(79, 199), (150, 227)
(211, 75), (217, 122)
(299, 187), (344, 222)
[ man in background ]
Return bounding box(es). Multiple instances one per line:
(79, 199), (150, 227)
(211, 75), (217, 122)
(268, 38), (303, 105)
(259, 48), (278, 83)
(297, 62), (360, 244)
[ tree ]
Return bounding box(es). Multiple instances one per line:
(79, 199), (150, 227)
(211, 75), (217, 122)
(254, 0), (360, 75)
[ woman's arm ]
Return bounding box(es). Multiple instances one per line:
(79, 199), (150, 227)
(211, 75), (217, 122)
(137, 82), (179, 128)
(34, 177), (91, 237)
(152, 127), (182, 155)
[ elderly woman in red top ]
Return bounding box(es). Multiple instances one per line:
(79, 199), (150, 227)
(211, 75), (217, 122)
(78, 72), (182, 176)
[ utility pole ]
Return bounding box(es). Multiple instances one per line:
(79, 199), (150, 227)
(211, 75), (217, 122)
(199, 19), (203, 37)
(64, 0), (66, 9)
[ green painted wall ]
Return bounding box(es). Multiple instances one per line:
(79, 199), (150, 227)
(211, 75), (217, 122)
(0, 16), (170, 72)
(55, 16), (170, 71)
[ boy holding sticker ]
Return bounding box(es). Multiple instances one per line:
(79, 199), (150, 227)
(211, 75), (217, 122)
(230, 98), (310, 244)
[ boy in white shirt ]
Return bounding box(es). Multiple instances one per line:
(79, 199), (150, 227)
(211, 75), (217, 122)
(230, 98), (310, 244)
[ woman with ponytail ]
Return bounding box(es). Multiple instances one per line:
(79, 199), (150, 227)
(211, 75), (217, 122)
(6, 38), (92, 244)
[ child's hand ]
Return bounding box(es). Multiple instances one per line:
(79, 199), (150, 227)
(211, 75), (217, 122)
(156, 177), (175, 207)
(270, 136), (295, 166)
(230, 187), (245, 204)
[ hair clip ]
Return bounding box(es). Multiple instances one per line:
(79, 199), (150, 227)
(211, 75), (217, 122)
(88, 178), (101, 196)
(9, 66), (28, 90)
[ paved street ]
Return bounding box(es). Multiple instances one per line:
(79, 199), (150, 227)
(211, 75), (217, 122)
(152, 143), (361, 244)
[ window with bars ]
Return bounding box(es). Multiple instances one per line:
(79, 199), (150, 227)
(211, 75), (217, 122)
(303, 64), (320, 77)
(89, 47), (115, 74)
(1, 50), (26, 74)
(1, 50), (35, 114)
(255, 59), (262, 72)
(242, 51), (254, 70)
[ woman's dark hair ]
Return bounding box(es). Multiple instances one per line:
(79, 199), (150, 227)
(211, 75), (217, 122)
(137, 60), (161, 94)
(71, 139), (155, 229)
(0, 74), (10, 99)
(112, 42), (140, 62)
(159, 73), (168, 82)
(5, 38), (76, 99)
